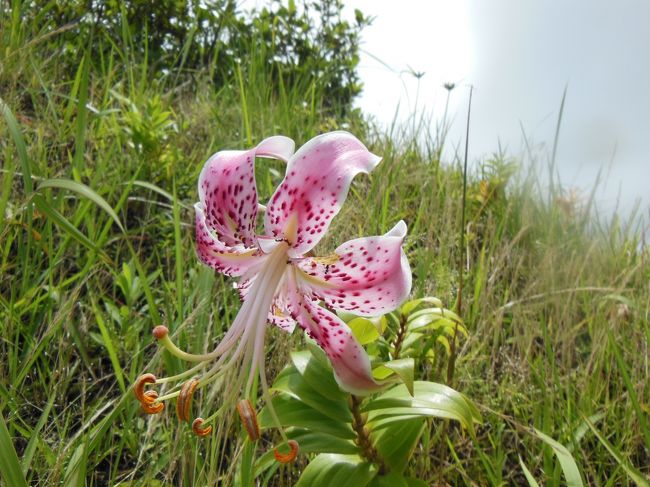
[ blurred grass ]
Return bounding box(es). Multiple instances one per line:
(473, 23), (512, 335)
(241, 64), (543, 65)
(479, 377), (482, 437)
(1, 3), (649, 486)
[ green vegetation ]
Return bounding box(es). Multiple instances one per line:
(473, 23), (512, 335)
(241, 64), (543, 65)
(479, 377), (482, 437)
(1, 1), (648, 485)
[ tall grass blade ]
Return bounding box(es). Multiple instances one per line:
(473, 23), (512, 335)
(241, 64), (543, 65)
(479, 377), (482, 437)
(518, 455), (541, 487)
(0, 411), (28, 487)
(582, 416), (649, 486)
(21, 395), (55, 475)
(0, 96), (32, 194)
(37, 178), (125, 232)
(32, 194), (105, 257)
(533, 428), (583, 487)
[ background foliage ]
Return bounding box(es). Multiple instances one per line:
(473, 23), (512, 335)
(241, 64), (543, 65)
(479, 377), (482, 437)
(1, 0), (649, 485)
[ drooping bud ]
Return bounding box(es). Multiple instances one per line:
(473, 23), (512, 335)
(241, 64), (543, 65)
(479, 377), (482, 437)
(236, 399), (260, 441)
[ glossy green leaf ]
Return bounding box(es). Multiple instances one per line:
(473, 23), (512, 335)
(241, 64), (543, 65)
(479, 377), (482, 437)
(532, 429), (583, 487)
(291, 348), (349, 401)
(369, 471), (409, 487)
(372, 417), (424, 473)
(400, 297), (443, 316)
(365, 381), (481, 433)
(348, 317), (381, 345)
(272, 365), (352, 422)
(295, 454), (377, 487)
(286, 429), (359, 455)
(258, 395), (355, 439)
(373, 358), (414, 396)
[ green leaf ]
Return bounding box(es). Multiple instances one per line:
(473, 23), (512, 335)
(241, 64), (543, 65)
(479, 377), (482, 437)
(400, 297), (443, 316)
(372, 417), (424, 473)
(0, 411), (28, 487)
(348, 317), (381, 345)
(373, 358), (414, 396)
(365, 381), (481, 433)
(272, 365), (352, 422)
(291, 348), (348, 402)
(258, 395), (355, 439)
(369, 471), (410, 487)
(407, 309), (463, 330)
(286, 429), (359, 455)
(295, 454), (377, 487)
(518, 455), (541, 487)
(532, 428), (583, 487)
(37, 178), (125, 232)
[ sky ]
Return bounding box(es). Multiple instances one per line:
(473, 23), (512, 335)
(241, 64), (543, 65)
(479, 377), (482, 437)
(343, 0), (650, 221)
(242, 0), (650, 221)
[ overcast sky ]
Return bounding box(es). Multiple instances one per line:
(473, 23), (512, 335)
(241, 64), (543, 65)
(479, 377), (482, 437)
(343, 0), (650, 220)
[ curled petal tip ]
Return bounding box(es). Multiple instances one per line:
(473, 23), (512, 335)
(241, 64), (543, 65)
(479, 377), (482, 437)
(176, 379), (199, 422)
(236, 399), (260, 441)
(274, 440), (299, 464)
(134, 373), (157, 404)
(192, 418), (212, 437)
(152, 325), (169, 339)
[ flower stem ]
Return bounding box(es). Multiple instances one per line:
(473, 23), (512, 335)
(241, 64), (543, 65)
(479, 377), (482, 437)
(349, 395), (387, 475)
(392, 313), (408, 360)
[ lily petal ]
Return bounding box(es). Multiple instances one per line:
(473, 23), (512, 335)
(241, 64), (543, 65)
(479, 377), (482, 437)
(198, 136), (294, 248)
(195, 204), (265, 276)
(292, 297), (382, 395)
(296, 221), (412, 316)
(264, 131), (381, 257)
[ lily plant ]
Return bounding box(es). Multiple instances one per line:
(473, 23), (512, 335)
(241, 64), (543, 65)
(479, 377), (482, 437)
(134, 131), (411, 459)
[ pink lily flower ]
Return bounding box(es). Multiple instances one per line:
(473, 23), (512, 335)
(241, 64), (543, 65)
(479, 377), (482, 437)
(135, 132), (411, 445)
(195, 131), (412, 395)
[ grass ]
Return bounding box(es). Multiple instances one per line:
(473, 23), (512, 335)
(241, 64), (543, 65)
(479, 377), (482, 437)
(1, 5), (649, 486)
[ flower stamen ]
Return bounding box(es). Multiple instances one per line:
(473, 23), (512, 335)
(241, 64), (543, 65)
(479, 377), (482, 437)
(236, 399), (260, 441)
(192, 418), (212, 437)
(176, 379), (199, 422)
(134, 373), (158, 404)
(141, 391), (164, 414)
(273, 440), (299, 463)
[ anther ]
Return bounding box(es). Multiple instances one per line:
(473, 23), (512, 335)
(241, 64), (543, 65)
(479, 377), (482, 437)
(274, 440), (299, 463)
(152, 325), (169, 340)
(236, 399), (260, 441)
(141, 391), (164, 414)
(176, 379), (199, 422)
(134, 373), (157, 404)
(192, 418), (212, 437)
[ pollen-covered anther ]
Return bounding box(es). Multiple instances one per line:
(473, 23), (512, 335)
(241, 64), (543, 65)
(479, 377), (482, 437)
(152, 325), (169, 340)
(192, 418), (212, 437)
(274, 440), (299, 463)
(176, 379), (199, 422)
(134, 373), (158, 404)
(236, 399), (260, 441)
(141, 391), (164, 414)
